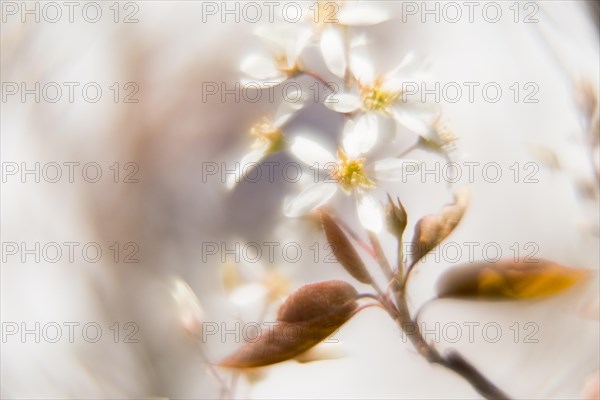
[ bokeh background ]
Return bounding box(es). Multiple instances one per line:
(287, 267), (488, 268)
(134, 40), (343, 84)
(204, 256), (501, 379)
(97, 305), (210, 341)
(1, 1), (599, 399)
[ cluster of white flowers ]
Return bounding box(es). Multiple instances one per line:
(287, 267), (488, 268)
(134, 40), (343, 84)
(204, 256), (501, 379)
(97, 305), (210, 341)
(228, 1), (458, 233)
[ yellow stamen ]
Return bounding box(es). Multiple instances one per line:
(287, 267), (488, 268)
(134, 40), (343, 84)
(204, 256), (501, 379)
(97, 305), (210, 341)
(436, 126), (458, 152)
(251, 118), (285, 154)
(274, 54), (301, 77)
(426, 118), (459, 153)
(360, 78), (399, 113)
(334, 149), (375, 191)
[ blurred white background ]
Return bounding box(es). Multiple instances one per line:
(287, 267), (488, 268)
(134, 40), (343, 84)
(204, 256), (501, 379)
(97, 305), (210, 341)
(1, 1), (599, 399)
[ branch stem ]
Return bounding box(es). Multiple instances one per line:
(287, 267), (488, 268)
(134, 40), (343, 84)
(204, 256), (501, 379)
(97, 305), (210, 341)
(383, 280), (511, 400)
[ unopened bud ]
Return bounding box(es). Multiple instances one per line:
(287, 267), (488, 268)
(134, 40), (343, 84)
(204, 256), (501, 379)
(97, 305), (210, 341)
(386, 194), (407, 239)
(171, 278), (205, 338)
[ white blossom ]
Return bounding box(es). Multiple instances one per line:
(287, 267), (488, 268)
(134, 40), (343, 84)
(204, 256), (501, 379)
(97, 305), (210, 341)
(226, 91), (305, 190)
(324, 46), (439, 142)
(284, 116), (417, 233)
(240, 24), (313, 87)
(312, 1), (390, 79)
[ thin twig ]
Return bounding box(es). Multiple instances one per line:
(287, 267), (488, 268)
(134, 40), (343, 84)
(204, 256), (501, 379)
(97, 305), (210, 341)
(395, 240), (405, 283)
(198, 346), (233, 399)
(387, 280), (511, 400)
(397, 140), (420, 158)
(367, 231), (393, 281)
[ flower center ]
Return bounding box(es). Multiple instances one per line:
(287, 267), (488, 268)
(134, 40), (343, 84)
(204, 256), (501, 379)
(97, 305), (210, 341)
(251, 118), (285, 153)
(334, 150), (375, 191)
(360, 80), (399, 113)
(274, 54), (301, 76)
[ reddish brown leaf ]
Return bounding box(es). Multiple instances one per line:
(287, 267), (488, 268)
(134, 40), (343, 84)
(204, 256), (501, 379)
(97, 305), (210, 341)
(218, 281), (360, 368)
(436, 259), (590, 300)
(321, 212), (372, 284)
(411, 188), (469, 266)
(277, 280), (359, 323)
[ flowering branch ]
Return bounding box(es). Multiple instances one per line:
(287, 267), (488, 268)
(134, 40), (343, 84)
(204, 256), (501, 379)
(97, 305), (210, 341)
(218, 4), (593, 399)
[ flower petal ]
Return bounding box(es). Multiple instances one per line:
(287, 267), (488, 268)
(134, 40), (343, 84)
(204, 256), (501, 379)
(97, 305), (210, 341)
(274, 89), (305, 127)
(240, 77), (287, 88)
(383, 53), (431, 92)
(320, 28), (346, 79)
(229, 282), (268, 308)
(356, 193), (384, 233)
(338, 4), (390, 26)
(288, 27), (313, 67)
(386, 52), (417, 78)
(290, 136), (336, 167)
(372, 158), (419, 181)
(284, 183), (338, 217)
(254, 25), (311, 69)
(392, 107), (435, 137)
(342, 114), (378, 157)
(226, 146), (267, 190)
(240, 55), (281, 80)
(350, 35), (369, 48)
(350, 52), (375, 85)
(324, 92), (362, 113)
